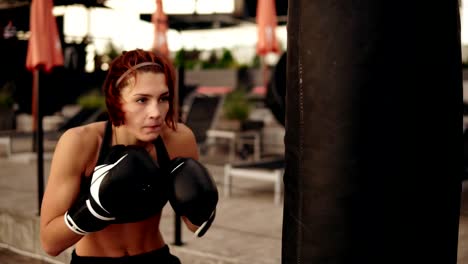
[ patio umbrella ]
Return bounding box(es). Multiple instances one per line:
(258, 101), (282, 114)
(256, 0), (279, 98)
(256, 0), (279, 56)
(25, 0), (64, 215)
(151, 0), (169, 58)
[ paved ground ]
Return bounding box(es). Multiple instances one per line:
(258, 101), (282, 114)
(0, 136), (467, 263)
(0, 248), (50, 264)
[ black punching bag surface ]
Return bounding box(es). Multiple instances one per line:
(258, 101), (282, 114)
(283, 0), (462, 264)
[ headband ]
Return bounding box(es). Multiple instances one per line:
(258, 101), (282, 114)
(115, 62), (162, 87)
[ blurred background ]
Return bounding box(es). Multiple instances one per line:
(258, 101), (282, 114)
(0, 0), (286, 131)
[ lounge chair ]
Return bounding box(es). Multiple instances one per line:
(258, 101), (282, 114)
(224, 157), (285, 205)
(180, 92), (224, 155)
(223, 125), (285, 204)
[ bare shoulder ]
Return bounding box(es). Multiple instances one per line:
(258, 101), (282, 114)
(53, 122), (105, 170)
(58, 122), (104, 152)
(162, 123), (199, 160)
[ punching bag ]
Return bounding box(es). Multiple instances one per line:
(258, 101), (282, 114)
(283, 0), (462, 263)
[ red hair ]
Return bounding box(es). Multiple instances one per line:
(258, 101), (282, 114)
(102, 49), (177, 129)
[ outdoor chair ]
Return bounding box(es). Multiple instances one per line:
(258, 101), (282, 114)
(224, 157), (285, 205)
(222, 120), (285, 204)
(180, 92), (224, 155)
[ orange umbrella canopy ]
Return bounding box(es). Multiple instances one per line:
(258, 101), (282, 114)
(152, 0), (169, 57)
(256, 0), (279, 56)
(26, 0), (64, 72)
(26, 0), (64, 132)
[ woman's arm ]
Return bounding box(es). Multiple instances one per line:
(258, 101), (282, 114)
(167, 123), (213, 233)
(40, 127), (98, 256)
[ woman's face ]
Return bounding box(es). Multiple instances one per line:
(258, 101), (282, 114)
(119, 71), (170, 142)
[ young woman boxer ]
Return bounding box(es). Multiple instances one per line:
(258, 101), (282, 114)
(39, 49), (218, 264)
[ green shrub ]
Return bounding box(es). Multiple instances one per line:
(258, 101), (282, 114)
(77, 90), (106, 109)
(0, 93), (13, 109)
(217, 49), (236, 69)
(223, 89), (252, 121)
(174, 49), (202, 70)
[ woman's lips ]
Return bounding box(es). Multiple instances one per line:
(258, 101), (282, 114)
(144, 124), (161, 131)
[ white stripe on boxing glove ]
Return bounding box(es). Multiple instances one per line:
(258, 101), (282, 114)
(89, 154), (128, 218)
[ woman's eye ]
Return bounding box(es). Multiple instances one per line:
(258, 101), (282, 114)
(136, 98), (147, 103)
(159, 96), (169, 102)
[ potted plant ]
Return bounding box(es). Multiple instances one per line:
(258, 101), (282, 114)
(75, 90), (108, 123)
(77, 90), (106, 110)
(219, 89), (252, 131)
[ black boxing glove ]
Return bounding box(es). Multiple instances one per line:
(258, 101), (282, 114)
(97, 145), (168, 223)
(65, 145), (168, 235)
(64, 185), (112, 235)
(167, 157), (218, 237)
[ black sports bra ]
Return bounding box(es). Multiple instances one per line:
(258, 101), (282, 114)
(97, 121), (170, 166)
(80, 121), (171, 189)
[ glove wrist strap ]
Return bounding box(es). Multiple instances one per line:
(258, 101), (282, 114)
(64, 213), (89, 236)
(194, 209), (216, 238)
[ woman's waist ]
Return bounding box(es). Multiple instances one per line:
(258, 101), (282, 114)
(75, 216), (164, 257)
(71, 244), (174, 264)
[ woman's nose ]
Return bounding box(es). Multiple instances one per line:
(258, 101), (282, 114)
(148, 102), (161, 119)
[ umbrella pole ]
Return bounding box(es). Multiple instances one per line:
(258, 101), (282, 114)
(33, 69), (44, 216)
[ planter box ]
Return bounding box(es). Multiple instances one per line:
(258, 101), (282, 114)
(215, 119), (241, 131)
(184, 68), (265, 89)
(16, 114), (33, 132)
(185, 69), (238, 87)
(15, 113), (65, 132)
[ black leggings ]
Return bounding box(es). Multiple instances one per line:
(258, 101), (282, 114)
(70, 245), (181, 264)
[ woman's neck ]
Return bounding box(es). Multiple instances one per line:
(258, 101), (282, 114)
(112, 125), (146, 147)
